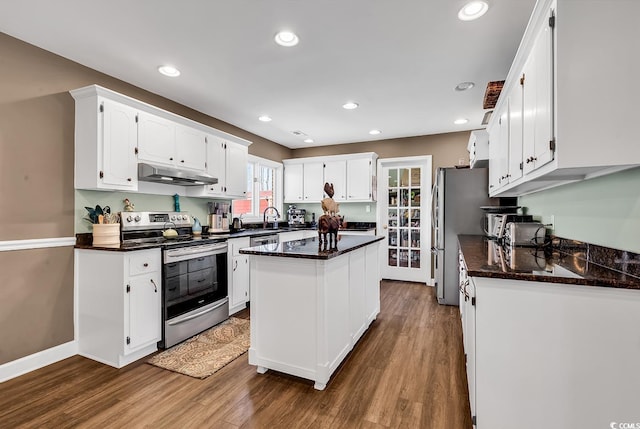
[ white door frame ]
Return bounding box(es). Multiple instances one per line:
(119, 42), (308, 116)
(376, 156), (432, 283)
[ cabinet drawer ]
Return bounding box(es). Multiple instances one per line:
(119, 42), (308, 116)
(188, 255), (214, 272)
(165, 274), (188, 302)
(165, 260), (188, 278)
(188, 268), (214, 294)
(129, 251), (160, 276)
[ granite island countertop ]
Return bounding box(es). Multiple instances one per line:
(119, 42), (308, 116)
(240, 235), (384, 260)
(458, 234), (640, 289)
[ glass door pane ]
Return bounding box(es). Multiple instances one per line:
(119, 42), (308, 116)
(382, 162), (430, 282)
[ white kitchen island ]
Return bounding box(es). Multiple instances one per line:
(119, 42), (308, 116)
(240, 235), (383, 390)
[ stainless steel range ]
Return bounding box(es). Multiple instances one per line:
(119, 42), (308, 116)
(121, 211), (229, 348)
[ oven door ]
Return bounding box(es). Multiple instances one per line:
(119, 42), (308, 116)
(161, 241), (229, 348)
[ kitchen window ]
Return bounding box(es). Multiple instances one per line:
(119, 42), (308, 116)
(232, 155), (283, 222)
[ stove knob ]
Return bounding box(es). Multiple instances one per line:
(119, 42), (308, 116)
(182, 215), (188, 221)
(134, 215), (141, 222)
(171, 215), (177, 221)
(126, 216), (133, 223)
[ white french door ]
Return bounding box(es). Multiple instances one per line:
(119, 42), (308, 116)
(378, 156), (432, 282)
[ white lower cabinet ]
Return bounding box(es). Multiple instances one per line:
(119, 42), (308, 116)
(76, 248), (161, 368)
(463, 275), (640, 428)
(228, 237), (250, 315)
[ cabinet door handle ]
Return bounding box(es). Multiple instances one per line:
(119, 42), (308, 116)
(127, 178), (132, 182)
(233, 260), (238, 271)
(150, 278), (158, 293)
(143, 263), (149, 267)
(170, 157), (174, 161)
(181, 160), (185, 163)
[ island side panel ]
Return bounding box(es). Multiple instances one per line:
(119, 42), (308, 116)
(248, 256), (319, 381)
(317, 257), (351, 385)
(365, 243), (381, 324)
(349, 248), (367, 344)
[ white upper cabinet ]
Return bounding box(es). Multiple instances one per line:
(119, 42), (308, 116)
(71, 89), (138, 191)
(303, 161), (325, 202)
(522, 18), (554, 176)
(175, 124), (207, 171)
(283, 153), (378, 203)
(190, 134), (249, 198)
(283, 161), (324, 203)
(283, 162), (304, 202)
(138, 114), (207, 172)
(323, 160), (347, 201)
(488, 0), (640, 197)
(137, 112), (176, 167)
(224, 140), (249, 198)
(346, 156), (375, 201)
(71, 85), (251, 195)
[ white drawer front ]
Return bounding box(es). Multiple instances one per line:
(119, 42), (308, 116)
(129, 249), (160, 276)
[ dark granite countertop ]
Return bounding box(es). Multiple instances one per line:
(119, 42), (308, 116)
(240, 235), (384, 260)
(74, 227), (317, 251)
(458, 234), (640, 289)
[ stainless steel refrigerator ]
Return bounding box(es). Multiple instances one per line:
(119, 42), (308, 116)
(432, 167), (496, 305)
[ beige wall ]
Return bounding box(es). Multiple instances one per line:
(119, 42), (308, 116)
(0, 32), (290, 365)
(291, 132), (471, 174)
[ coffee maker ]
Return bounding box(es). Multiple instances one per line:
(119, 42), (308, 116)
(287, 205), (306, 227)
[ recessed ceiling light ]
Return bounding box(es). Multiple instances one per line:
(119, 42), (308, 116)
(458, 1), (489, 21)
(304, 138), (314, 143)
(274, 31), (299, 47)
(258, 115), (272, 122)
(369, 129), (382, 135)
(158, 65), (181, 77)
(342, 102), (359, 110)
(455, 81), (475, 91)
(454, 118), (469, 125)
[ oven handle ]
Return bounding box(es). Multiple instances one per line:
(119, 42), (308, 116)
(167, 243), (227, 256)
(167, 298), (229, 326)
(164, 243), (228, 263)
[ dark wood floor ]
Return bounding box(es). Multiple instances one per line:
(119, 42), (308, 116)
(0, 281), (472, 429)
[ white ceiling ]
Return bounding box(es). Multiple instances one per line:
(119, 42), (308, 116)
(0, 0), (536, 149)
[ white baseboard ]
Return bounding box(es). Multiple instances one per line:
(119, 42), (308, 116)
(0, 341), (78, 383)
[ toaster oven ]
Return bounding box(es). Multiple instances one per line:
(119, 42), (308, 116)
(504, 222), (546, 247)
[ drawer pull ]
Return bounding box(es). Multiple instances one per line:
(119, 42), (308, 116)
(143, 263), (149, 267)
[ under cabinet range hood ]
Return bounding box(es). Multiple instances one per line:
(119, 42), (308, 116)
(138, 163), (218, 186)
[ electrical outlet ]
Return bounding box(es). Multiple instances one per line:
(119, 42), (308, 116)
(365, 204), (371, 213)
(541, 215), (555, 231)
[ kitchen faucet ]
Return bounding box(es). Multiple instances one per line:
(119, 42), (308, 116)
(263, 206), (280, 229)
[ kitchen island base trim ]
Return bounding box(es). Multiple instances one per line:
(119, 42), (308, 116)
(247, 239), (381, 390)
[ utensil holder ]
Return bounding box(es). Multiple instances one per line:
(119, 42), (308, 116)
(92, 224), (121, 246)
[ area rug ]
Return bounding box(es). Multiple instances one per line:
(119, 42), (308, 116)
(147, 317), (250, 379)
